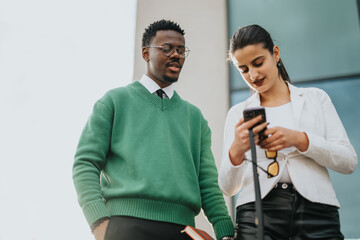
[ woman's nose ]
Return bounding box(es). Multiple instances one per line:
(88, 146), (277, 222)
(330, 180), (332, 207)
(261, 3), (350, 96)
(249, 68), (258, 81)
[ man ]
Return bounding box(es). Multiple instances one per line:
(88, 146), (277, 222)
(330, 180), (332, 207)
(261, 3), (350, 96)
(73, 19), (234, 240)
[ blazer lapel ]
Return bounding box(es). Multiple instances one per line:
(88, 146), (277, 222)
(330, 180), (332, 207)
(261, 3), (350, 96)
(245, 92), (261, 108)
(288, 83), (305, 128)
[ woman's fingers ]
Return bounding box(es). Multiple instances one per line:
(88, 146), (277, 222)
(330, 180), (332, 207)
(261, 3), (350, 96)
(236, 118), (245, 128)
(242, 115), (263, 130)
(252, 121), (268, 134)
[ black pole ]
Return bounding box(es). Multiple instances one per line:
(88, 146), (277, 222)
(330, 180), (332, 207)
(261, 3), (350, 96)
(249, 129), (264, 240)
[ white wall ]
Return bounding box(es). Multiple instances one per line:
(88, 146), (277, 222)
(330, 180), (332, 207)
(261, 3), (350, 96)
(0, 0), (233, 238)
(0, 1), (136, 239)
(134, 0), (232, 237)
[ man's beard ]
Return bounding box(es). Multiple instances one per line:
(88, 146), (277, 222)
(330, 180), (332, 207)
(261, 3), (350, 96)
(162, 75), (178, 84)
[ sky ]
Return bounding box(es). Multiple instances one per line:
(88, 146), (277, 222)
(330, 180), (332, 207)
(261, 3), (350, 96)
(0, 0), (136, 239)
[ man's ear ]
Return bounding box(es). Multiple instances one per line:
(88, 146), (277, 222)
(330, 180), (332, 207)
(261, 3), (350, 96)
(142, 47), (150, 62)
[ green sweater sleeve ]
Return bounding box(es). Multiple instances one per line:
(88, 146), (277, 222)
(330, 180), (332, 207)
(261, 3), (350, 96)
(198, 119), (235, 239)
(72, 100), (113, 226)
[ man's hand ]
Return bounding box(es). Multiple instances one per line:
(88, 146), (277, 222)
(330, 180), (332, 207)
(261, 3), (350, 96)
(93, 219), (109, 240)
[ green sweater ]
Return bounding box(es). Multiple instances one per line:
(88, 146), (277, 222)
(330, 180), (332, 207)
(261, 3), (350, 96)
(73, 81), (234, 239)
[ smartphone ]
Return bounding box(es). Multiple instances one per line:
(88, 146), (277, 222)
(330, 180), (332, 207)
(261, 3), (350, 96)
(243, 107), (268, 142)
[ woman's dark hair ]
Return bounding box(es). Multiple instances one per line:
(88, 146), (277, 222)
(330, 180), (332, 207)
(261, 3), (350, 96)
(229, 24), (290, 82)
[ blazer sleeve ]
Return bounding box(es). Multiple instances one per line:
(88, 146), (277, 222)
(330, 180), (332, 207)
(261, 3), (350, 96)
(218, 105), (248, 197)
(299, 89), (357, 174)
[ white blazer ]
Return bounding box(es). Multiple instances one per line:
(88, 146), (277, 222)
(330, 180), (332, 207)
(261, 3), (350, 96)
(218, 83), (357, 207)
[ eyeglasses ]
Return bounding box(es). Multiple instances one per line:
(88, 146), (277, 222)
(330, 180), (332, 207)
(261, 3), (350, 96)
(245, 150), (279, 178)
(146, 43), (190, 58)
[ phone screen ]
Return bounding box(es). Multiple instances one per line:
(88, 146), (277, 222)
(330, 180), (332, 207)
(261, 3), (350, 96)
(243, 107), (267, 142)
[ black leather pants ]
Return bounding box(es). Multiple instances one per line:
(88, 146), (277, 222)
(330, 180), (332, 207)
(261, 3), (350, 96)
(235, 183), (344, 240)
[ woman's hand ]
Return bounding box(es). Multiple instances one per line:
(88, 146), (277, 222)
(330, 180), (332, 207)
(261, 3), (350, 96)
(260, 127), (309, 152)
(229, 115), (268, 166)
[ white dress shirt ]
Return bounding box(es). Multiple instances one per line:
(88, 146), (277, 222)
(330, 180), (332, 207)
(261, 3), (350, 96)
(139, 74), (175, 99)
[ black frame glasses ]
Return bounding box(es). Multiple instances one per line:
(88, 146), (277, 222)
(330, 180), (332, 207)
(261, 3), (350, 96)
(146, 43), (190, 58)
(245, 150), (279, 178)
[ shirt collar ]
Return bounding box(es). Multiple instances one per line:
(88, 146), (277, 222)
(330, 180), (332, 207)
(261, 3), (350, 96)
(139, 74), (175, 99)
(248, 81), (301, 106)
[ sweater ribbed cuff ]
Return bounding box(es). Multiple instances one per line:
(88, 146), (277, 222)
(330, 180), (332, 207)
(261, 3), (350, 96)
(83, 200), (110, 227)
(213, 218), (235, 240)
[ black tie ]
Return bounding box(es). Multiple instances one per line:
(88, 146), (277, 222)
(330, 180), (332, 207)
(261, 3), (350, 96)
(156, 89), (165, 99)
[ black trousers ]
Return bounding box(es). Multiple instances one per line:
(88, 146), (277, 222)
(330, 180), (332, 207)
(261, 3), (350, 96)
(104, 216), (192, 240)
(235, 183), (344, 240)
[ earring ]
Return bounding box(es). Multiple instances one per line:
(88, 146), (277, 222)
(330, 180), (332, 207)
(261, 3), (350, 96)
(277, 61), (282, 68)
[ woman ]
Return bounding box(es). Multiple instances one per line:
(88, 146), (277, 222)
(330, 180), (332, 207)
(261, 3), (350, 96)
(218, 24), (357, 240)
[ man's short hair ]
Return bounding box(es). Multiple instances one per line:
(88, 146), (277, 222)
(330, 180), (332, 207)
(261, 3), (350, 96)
(142, 19), (185, 47)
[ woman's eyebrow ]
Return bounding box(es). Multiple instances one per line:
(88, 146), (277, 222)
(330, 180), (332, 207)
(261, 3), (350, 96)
(238, 56), (265, 68)
(251, 56), (264, 64)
